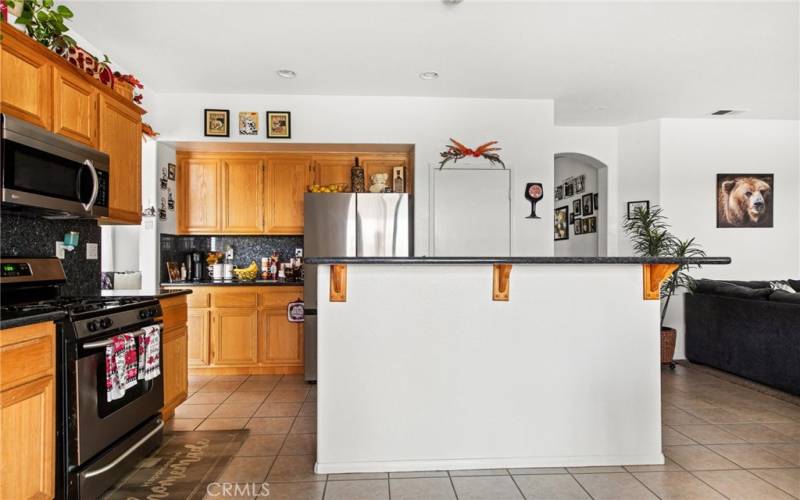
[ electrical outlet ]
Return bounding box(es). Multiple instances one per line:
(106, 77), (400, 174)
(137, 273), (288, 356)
(86, 243), (98, 260)
(55, 241), (65, 259)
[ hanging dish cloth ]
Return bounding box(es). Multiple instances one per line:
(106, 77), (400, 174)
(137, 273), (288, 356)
(138, 324), (161, 381)
(105, 333), (138, 402)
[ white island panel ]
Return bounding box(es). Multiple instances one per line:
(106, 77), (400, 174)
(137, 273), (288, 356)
(316, 263), (663, 473)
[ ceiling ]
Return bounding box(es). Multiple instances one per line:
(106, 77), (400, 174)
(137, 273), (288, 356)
(68, 1), (798, 125)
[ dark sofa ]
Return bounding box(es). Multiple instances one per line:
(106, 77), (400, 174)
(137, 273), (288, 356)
(685, 279), (800, 396)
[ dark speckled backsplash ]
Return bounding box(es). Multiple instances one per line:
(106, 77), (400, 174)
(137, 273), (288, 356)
(1, 212), (101, 296)
(160, 234), (303, 282)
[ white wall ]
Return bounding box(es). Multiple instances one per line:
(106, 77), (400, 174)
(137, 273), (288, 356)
(658, 119), (800, 358)
(150, 93), (555, 256)
(617, 121), (661, 256)
(554, 156), (599, 256)
(555, 127), (619, 255)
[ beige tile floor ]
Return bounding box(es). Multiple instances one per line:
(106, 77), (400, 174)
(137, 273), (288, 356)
(166, 365), (800, 499)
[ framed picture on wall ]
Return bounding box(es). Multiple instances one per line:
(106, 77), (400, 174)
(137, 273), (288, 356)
(575, 219), (582, 235)
(555, 185), (563, 200)
(266, 111), (291, 139)
(588, 216), (597, 233)
(554, 206), (569, 240)
(716, 174), (773, 228)
(239, 111), (259, 135)
(575, 175), (585, 193)
(565, 179), (575, 197)
(594, 193), (599, 210)
(204, 109), (230, 137)
(627, 200), (650, 220)
(581, 218), (589, 234)
(582, 193), (594, 216)
(573, 199), (581, 215)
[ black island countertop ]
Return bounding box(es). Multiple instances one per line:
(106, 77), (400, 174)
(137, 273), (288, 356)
(100, 288), (194, 298)
(304, 256), (732, 265)
(161, 280), (303, 287)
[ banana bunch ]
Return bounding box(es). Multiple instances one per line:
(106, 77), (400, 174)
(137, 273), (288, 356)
(233, 261), (259, 281)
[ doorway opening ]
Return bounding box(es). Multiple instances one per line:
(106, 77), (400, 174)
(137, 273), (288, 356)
(554, 153), (609, 257)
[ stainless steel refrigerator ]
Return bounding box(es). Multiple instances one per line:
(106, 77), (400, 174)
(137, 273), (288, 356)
(303, 193), (412, 381)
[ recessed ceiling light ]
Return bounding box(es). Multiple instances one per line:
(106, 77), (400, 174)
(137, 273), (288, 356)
(277, 69), (297, 79)
(419, 71), (439, 80)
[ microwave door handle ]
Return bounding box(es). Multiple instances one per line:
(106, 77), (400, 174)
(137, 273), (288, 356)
(82, 159), (99, 212)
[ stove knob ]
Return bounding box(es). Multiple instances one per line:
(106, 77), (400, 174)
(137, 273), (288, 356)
(87, 320), (98, 332)
(139, 310), (147, 319)
(100, 317), (112, 329)
(148, 308), (157, 317)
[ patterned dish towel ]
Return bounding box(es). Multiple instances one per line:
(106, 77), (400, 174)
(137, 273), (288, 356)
(106, 333), (138, 402)
(138, 324), (161, 381)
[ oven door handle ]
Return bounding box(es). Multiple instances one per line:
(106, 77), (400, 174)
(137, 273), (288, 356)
(81, 159), (99, 212)
(82, 420), (164, 479)
(82, 338), (114, 350)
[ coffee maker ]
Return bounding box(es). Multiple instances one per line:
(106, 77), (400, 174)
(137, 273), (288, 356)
(191, 252), (205, 281)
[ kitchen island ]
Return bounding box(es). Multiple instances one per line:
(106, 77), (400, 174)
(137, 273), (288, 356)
(305, 256), (730, 474)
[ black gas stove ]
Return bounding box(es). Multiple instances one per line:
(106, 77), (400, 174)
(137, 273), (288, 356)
(1, 257), (164, 499)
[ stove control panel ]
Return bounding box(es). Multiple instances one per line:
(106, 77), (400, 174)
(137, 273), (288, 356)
(72, 303), (162, 340)
(1, 262), (32, 277)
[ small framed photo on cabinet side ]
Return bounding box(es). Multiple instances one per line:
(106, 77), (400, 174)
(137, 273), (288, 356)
(267, 111), (291, 139)
(204, 109), (229, 137)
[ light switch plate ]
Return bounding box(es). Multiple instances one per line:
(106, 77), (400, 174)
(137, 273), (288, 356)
(55, 241), (65, 259)
(86, 243), (98, 260)
(295, 248), (303, 258)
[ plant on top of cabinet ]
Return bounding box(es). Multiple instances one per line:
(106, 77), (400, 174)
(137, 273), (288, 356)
(7, 0), (76, 52)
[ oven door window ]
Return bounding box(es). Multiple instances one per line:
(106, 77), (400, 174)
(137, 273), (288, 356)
(87, 336), (158, 419)
(3, 139), (97, 205)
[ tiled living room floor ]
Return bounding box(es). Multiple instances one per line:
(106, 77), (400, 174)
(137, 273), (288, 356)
(167, 366), (800, 499)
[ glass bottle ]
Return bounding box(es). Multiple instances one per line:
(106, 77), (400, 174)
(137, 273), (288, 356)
(351, 157), (365, 193)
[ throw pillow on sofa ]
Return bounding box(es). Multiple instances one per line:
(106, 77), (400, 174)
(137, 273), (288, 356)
(787, 279), (800, 291)
(769, 290), (800, 304)
(770, 281), (797, 293)
(692, 279), (773, 299)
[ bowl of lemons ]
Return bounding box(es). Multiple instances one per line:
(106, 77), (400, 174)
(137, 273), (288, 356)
(308, 183), (348, 193)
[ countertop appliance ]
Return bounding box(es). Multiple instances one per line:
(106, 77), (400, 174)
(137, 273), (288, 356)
(0, 257), (164, 499)
(432, 167), (511, 256)
(1, 113), (109, 218)
(303, 193), (412, 381)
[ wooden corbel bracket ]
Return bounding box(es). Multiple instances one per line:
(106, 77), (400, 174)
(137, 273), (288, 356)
(493, 264), (512, 301)
(330, 264), (347, 302)
(642, 263), (679, 300)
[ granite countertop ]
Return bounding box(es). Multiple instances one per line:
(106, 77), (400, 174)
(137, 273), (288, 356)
(0, 310), (66, 330)
(101, 289), (193, 298)
(161, 280), (304, 287)
(304, 256), (732, 265)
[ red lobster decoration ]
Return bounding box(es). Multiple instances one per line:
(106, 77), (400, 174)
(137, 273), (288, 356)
(439, 138), (505, 169)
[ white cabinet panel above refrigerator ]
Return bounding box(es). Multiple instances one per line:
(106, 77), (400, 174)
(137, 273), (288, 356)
(432, 168), (511, 257)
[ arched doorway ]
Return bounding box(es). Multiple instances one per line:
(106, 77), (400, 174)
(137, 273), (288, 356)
(554, 153), (609, 257)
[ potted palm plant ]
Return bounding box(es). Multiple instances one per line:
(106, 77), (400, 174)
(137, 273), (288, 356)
(623, 206), (706, 368)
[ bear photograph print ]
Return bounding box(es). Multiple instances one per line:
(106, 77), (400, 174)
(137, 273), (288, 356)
(716, 174), (773, 228)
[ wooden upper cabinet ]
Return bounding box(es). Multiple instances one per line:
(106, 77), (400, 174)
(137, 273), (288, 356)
(0, 27), (52, 130)
(313, 156), (353, 191)
(361, 155), (409, 192)
(266, 157), (313, 235)
(222, 159), (265, 234)
(179, 158), (222, 233)
(98, 94), (142, 224)
(53, 67), (98, 147)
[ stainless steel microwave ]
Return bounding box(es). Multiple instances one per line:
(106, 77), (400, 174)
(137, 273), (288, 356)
(1, 113), (109, 218)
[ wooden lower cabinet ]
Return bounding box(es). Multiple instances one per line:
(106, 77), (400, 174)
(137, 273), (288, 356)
(0, 321), (56, 500)
(259, 308), (304, 366)
(187, 309), (211, 367)
(159, 294), (189, 421)
(211, 308), (259, 365)
(164, 286), (303, 374)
